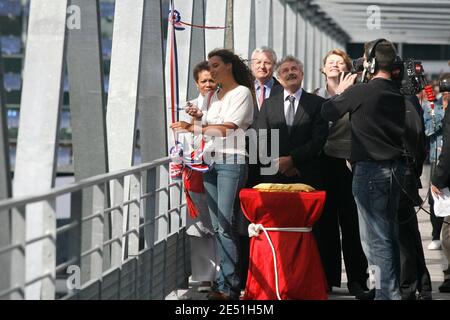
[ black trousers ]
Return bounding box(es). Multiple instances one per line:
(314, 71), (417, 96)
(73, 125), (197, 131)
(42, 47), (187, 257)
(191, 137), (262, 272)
(314, 154), (368, 287)
(398, 203), (432, 299)
(429, 163), (444, 240)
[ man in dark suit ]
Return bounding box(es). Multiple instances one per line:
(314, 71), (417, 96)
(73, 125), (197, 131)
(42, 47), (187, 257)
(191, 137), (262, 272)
(431, 89), (450, 293)
(398, 95), (432, 299)
(431, 93), (450, 194)
(246, 47), (283, 187)
(239, 47), (284, 289)
(238, 55), (327, 292)
(256, 55), (328, 188)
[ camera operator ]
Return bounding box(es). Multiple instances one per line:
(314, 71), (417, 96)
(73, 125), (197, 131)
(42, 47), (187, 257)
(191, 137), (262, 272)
(321, 39), (406, 300)
(398, 94), (432, 299)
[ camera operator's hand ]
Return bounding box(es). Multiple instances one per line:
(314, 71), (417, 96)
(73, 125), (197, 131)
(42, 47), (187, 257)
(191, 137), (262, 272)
(336, 72), (358, 95)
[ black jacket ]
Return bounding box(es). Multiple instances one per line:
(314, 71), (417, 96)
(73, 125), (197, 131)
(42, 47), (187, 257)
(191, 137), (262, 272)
(321, 78), (405, 163)
(432, 107), (450, 189)
(256, 90), (328, 187)
(401, 95), (426, 207)
(252, 77), (284, 123)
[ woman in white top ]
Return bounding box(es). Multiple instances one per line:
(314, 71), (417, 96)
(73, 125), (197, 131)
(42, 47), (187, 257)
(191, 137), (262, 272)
(171, 49), (255, 300)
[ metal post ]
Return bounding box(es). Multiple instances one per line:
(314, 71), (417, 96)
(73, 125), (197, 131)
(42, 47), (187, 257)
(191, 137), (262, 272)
(254, 0), (271, 48)
(272, 0), (285, 59)
(69, 189), (82, 286)
(91, 183), (105, 278)
(187, 0), (206, 101)
(137, 0), (167, 248)
(13, 0), (68, 300)
(0, 33), (12, 297)
(0, 39), (11, 200)
(66, 0), (108, 285)
(314, 25), (322, 90)
(285, 1), (297, 56)
(138, 0), (167, 164)
(110, 178), (124, 270)
(296, 11), (306, 63)
(8, 206), (26, 300)
(105, 0), (145, 188)
(205, 0), (227, 55)
(106, 0), (145, 262)
(40, 199), (57, 299)
(225, 0), (234, 50)
(143, 167), (156, 249)
(248, 0), (256, 59)
(127, 173), (141, 258)
(233, 0), (252, 61)
(305, 20), (314, 92)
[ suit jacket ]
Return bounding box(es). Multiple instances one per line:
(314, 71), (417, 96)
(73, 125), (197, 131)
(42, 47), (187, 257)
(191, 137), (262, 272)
(256, 90), (329, 188)
(432, 107), (450, 189)
(252, 77), (284, 123)
(245, 78), (283, 188)
(400, 96), (426, 207)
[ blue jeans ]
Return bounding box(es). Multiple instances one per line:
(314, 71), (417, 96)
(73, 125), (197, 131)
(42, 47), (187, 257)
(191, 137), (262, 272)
(203, 162), (248, 298)
(352, 160), (406, 300)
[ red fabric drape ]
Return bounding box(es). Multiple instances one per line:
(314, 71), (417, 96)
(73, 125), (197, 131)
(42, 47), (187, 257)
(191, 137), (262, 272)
(183, 168), (205, 218)
(240, 189), (328, 300)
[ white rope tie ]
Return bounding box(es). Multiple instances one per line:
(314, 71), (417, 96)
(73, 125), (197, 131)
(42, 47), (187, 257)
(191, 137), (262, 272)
(248, 223), (312, 300)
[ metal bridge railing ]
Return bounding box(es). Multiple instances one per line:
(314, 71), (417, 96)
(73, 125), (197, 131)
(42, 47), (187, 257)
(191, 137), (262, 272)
(0, 157), (189, 300)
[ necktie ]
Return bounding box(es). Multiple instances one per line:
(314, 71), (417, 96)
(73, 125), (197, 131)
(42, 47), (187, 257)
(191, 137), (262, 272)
(258, 84), (266, 109)
(286, 95), (295, 132)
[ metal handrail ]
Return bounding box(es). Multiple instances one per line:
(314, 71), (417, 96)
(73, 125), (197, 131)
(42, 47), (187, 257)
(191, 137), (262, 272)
(0, 156), (189, 300)
(0, 157), (171, 212)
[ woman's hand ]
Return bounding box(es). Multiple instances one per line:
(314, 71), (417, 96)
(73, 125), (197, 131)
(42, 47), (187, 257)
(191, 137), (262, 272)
(170, 121), (193, 133)
(185, 102), (203, 119)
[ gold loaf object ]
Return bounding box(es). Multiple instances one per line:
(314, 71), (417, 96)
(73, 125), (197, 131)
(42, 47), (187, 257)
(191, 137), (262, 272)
(253, 183), (315, 193)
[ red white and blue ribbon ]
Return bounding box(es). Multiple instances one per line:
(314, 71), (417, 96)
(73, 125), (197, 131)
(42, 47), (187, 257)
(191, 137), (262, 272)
(168, 1), (180, 128)
(168, 1), (225, 174)
(168, 2), (227, 31)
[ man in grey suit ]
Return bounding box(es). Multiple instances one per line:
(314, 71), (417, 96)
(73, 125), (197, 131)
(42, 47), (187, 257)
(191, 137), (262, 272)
(256, 55), (328, 188)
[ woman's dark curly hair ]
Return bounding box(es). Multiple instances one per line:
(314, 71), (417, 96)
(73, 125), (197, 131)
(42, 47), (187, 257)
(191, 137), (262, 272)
(207, 49), (256, 104)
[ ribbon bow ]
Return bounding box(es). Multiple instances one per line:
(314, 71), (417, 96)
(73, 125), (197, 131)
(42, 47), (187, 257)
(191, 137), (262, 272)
(169, 9), (185, 31)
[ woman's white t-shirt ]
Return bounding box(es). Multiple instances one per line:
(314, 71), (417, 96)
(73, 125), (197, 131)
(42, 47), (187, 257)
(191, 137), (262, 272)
(201, 85), (254, 160)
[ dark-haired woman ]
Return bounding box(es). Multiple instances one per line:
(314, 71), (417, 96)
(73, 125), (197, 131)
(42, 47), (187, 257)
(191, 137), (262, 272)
(171, 49), (255, 300)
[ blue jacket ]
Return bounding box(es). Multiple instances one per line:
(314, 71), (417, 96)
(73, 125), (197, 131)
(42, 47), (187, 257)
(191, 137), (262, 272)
(423, 98), (445, 162)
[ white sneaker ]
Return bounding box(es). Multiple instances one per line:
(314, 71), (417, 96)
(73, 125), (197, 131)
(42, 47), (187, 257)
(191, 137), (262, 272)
(428, 240), (442, 250)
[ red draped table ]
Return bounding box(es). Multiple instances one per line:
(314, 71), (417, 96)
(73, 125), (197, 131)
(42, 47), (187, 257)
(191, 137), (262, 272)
(239, 188), (328, 300)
